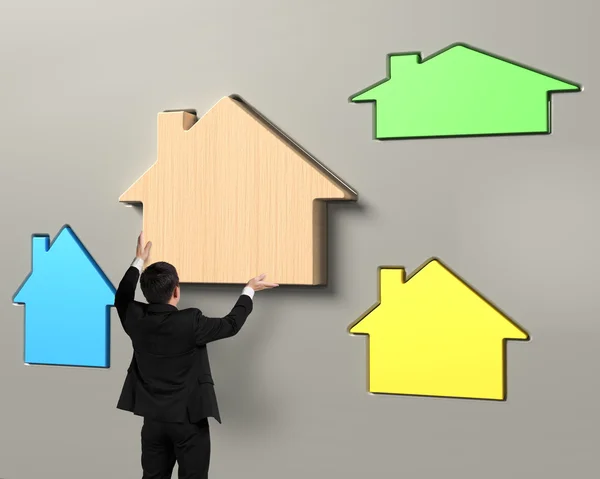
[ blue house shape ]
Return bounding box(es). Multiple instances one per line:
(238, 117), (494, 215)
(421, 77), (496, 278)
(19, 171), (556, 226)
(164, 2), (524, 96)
(13, 225), (116, 368)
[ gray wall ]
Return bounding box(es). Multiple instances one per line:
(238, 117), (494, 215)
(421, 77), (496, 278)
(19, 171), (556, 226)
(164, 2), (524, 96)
(1, 0), (597, 477)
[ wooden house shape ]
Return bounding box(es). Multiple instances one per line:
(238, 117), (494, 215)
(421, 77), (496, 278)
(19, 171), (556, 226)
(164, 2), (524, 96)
(119, 95), (357, 285)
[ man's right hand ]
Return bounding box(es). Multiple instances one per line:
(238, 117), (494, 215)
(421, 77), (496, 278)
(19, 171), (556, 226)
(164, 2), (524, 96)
(246, 274), (279, 292)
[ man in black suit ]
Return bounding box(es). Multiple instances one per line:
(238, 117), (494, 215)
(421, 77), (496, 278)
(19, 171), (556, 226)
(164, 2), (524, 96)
(114, 232), (278, 478)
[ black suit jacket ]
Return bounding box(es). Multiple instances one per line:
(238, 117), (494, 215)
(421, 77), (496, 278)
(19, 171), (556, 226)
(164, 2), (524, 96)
(114, 266), (253, 424)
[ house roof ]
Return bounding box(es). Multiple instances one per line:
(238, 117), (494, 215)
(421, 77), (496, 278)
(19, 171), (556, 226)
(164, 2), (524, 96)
(13, 225), (115, 304)
(231, 95), (358, 200)
(349, 258), (529, 340)
(120, 95), (358, 203)
(350, 43), (581, 102)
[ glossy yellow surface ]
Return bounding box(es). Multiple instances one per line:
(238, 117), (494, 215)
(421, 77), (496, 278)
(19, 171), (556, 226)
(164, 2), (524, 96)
(350, 259), (529, 400)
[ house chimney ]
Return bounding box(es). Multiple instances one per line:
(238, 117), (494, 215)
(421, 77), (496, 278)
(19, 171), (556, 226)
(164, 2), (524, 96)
(388, 54), (421, 77)
(32, 236), (49, 265)
(379, 268), (406, 302)
(158, 110), (198, 132)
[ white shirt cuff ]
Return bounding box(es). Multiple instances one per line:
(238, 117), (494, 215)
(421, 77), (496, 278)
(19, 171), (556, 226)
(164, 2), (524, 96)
(131, 257), (144, 272)
(242, 286), (255, 299)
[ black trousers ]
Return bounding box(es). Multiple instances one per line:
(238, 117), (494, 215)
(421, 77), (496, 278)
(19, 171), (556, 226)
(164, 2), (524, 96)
(141, 416), (211, 479)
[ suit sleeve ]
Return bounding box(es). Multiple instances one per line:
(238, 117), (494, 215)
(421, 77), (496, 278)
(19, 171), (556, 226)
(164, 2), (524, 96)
(194, 294), (253, 345)
(114, 266), (140, 328)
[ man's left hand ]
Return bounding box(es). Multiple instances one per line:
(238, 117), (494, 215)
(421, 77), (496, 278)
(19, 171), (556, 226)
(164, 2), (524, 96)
(136, 231), (152, 262)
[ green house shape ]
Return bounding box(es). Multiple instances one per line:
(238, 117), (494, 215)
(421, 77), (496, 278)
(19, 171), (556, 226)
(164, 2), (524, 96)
(350, 43), (581, 140)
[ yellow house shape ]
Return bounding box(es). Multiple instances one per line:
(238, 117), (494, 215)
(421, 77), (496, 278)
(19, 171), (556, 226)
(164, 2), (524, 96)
(349, 258), (530, 401)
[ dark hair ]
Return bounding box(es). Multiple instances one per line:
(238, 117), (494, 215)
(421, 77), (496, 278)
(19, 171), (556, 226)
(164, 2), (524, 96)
(140, 262), (179, 304)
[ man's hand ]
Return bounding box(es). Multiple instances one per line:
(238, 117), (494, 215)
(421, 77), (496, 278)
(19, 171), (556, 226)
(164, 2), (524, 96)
(136, 231), (152, 262)
(246, 274), (279, 292)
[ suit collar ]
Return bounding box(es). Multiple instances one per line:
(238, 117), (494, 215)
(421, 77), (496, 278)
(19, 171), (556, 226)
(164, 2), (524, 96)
(147, 303), (178, 312)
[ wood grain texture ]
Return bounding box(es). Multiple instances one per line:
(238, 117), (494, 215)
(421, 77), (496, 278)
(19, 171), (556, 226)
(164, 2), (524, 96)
(119, 95), (357, 285)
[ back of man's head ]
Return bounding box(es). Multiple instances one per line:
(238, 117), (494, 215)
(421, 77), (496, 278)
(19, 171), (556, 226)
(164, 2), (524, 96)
(140, 261), (179, 304)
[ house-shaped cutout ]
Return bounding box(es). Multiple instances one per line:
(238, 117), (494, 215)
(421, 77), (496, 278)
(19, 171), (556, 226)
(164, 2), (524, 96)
(119, 95), (358, 285)
(13, 225), (116, 368)
(349, 258), (530, 401)
(350, 43), (581, 139)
